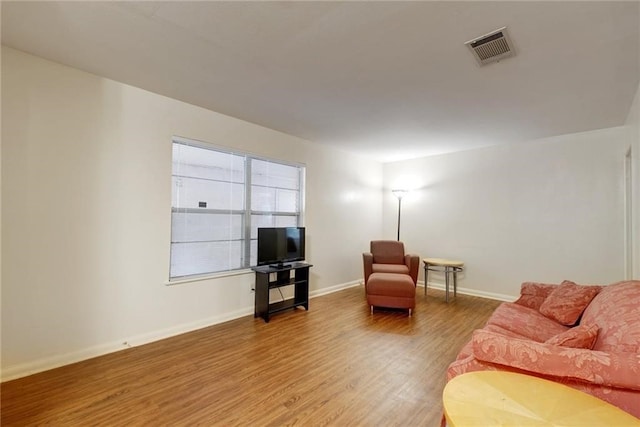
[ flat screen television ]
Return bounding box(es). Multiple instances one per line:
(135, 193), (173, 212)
(257, 227), (306, 268)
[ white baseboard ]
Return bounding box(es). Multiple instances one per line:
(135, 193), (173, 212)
(310, 279), (361, 297)
(1, 280), (360, 382)
(1, 306), (254, 383)
(2, 341), (129, 383)
(418, 280), (516, 302)
(3, 278), (507, 381)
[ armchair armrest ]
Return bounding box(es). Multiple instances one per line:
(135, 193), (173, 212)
(472, 329), (640, 391)
(404, 254), (419, 285)
(363, 252), (373, 284)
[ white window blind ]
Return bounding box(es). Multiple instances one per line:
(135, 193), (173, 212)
(170, 139), (304, 279)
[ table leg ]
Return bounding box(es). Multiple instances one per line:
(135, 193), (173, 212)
(445, 266), (450, 303)
(453, 268), (458, 298)
(424, 264), (428, 295)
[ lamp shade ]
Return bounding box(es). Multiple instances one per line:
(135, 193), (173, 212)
(392, 189), (409, 199)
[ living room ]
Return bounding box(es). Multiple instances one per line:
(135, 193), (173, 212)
(2, 1), (640, 424)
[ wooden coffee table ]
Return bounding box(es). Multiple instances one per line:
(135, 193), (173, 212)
(443, 371), (639, 426)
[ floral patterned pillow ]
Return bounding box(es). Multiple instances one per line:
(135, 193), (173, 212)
(514, 282), (557, 310)
(539, 280), (600, 326)
(545, 324), (599, 349)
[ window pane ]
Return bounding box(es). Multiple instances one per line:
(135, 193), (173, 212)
(251, 159), (299, 190)
(170, 139), (304, 279)
(173, 177), (244, 210)
(276, 189), (299, 212)
(275, 216), (298, 228)
(249, 214), (297, 239)
(170, 241), (243, 277)
(251, 186), (276, 212)
(173, 144), (245, 183)
(251, 186), (299, 213)
(172, 212), (242, 242)
(249, 239), (257, 267)
(250, 214), (275, 239)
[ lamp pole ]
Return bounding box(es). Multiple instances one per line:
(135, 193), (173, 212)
(396, 196), (402, 241)
(392, 190), (408, 241)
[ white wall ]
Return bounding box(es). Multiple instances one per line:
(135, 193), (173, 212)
(383, 128), (630, 300)
(1, 47), (382, 380)
(3, 44), (635, 381)
(624, 82), (640, 279)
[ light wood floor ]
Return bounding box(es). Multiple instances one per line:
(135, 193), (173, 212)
(1, 286), (501, 426)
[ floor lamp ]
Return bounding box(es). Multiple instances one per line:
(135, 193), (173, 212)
(392, 189), (408, 241)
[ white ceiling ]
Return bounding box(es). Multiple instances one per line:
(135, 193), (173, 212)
(2, 1), (639, 162)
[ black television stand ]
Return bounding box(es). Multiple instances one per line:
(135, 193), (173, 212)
(251, 262), (312, 323)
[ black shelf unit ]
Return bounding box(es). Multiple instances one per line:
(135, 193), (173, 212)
(251, 262), (312, 322)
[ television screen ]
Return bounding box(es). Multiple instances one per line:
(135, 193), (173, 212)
(257, 227), (305, 267)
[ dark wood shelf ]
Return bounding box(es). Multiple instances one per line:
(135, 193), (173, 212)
(251, 263), (312, 322)
(267, 299), (306, 314)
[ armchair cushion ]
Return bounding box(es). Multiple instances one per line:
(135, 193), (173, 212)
(372, 263), (410, 275)
(370, 240), (405, 264)
(364, 240), (419, 285)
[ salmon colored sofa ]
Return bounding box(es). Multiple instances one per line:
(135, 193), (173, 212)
(446, 280), (640, 418)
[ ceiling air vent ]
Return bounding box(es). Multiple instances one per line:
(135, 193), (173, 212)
(465, 27), (515, 66)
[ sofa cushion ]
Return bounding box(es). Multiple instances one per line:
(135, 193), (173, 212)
(484, 323), (536, 340)
(545, 324), (599, 349)
(487, 302), (569, 342)
(456, 324), (535, 361)
(539, 280), (600, 326)
(514, 282), (557, 311)
(581, 280), (640, 352)
(471, 329), (640, 392)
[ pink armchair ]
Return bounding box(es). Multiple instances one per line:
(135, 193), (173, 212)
(363, 240), (419, 285)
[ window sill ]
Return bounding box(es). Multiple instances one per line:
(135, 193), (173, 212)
(165, 268), (254, 286)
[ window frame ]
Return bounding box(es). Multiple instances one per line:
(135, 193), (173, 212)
(169, 136), (305, 282)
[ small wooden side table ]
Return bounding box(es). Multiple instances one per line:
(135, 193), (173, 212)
(423, 258), (464, 302)
(443, 371), (640, 426)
